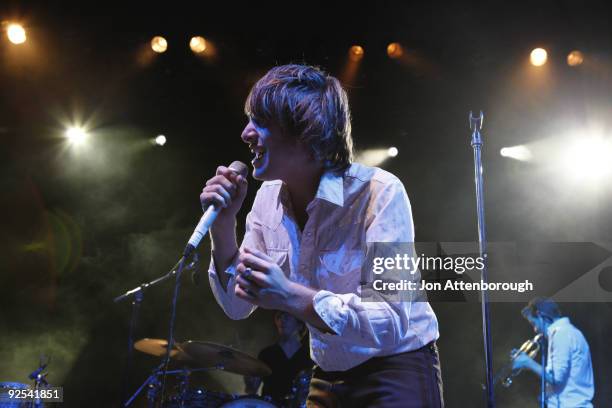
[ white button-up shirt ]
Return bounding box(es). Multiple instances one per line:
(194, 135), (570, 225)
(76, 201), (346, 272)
(545, 317), (594, 408)
(208, 163), (439, 371)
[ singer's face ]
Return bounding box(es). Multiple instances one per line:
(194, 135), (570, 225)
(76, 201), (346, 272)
(241, 118), (310, 181)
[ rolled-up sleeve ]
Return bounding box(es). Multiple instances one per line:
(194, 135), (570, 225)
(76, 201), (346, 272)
(208, 210), (263, 320)
(310, 180), (416, 348)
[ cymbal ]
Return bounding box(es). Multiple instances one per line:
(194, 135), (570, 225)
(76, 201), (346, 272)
(134, 338), (191, 361)
(179, 341), (272, 377)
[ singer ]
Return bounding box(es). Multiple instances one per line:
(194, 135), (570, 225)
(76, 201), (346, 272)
(202, 64), (443, 407)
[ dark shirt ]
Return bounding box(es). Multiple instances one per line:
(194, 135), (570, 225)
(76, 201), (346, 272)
(258, 339), (313, 405)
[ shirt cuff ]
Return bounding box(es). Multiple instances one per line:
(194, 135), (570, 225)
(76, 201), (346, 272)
(312, 290), (348, 336)
(208, 250), (239, 290)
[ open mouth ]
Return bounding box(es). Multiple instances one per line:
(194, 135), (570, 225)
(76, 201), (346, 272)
(250, 146), (266, 164)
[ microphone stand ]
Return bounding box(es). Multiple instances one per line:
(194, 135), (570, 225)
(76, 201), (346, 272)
(114, 254), (199, 407)
(158, 254), (188, 406)
(540, 336), (546, 408)
(469, 111), (495, 408)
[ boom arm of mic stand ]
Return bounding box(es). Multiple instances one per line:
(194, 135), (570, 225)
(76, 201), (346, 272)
(114, 255), (200, 303)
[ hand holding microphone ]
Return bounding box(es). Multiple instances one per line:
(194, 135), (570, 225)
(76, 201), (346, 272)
(184, 161), (248, 257)
(200, 162), (249, 219)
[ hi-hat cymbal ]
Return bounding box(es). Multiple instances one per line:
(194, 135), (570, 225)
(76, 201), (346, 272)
(134, 338), (191, 361)
(179, 341), (271, 377)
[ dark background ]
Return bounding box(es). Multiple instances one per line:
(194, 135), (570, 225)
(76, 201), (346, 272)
(1, 1), (611, 406)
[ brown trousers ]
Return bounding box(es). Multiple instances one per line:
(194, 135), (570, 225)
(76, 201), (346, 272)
(306, 342), (444, 408)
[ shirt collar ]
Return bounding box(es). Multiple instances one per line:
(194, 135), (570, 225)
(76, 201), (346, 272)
(266, 169), (345, 230)
(547, 317), (570, 336)
(314, 169), (344, 207)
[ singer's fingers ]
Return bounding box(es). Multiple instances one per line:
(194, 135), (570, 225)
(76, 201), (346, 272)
(217, 166), (241, 183)
(234, 175), (248, 200)
(215, 165), (230, 176)
(235, 285), (257, 302)
(207, 184), (232, 206)
(205, 175), (237, 195)
(229, 173), (248, 187)
(236, 264), (270, 287)
(237, 273), (268, 292)
(238, 252), (271, 271)
(243, 247), (274, 263)
(201, 192), (227, 209)
(227, 171), (238, 183)
(236, 274), (257, 292)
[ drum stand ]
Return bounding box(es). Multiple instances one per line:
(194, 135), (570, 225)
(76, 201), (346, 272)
(123, 363), (213, 407)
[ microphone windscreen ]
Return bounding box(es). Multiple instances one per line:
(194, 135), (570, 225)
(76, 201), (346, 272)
(229, 161), (248, 177)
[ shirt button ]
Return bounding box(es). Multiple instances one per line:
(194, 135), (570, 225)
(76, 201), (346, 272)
(306, 231), (312, 237)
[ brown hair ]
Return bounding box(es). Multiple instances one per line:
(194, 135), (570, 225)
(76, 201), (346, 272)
(244, 64), (353, 173)
(521, 297), (562, 323)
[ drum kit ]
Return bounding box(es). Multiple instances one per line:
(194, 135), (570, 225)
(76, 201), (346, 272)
(112, 233), (311, 407)
(3, 250), (311, 408)
(0, 357), (50, 408)
(127, 338), (310, 408)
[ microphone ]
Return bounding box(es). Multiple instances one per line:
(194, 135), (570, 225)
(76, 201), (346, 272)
(183, 161), (248, 258)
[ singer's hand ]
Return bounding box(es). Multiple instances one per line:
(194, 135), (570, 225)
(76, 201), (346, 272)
(235, 247), (295, 310)
(200, 166), (248, 220)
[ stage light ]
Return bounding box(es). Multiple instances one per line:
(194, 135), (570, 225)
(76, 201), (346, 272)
(567, 50), (584, 67)
(387, 43), (403, 59)
(500, 145), (533, 161)
(7, 23), (26, 45)
(356, 147), (398, 166)
(349, 45), (364, 62)
(151, 36), (168, 53)
(190, 36), (207, 54)
(155, 135), (167, 146)
(65, 127), (88, 145)
(563, 136), (612, 181)
(530, 48), (548, 67)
